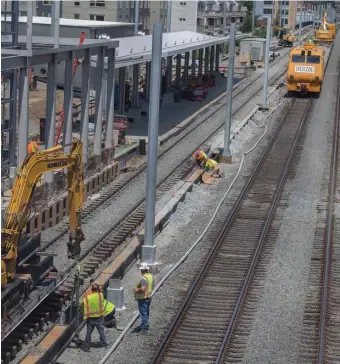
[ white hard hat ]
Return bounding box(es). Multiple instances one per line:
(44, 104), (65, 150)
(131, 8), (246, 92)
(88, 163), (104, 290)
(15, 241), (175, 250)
(139, 262), (149, 271)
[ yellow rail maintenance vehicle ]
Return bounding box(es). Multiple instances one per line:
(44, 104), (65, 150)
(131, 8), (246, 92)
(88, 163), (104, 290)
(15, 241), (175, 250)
(314, 11), (336, 44)
(286, 43), (325, 97)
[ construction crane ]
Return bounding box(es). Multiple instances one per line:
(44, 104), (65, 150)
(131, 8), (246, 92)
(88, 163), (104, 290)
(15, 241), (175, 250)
(55, 32), (86, 146)
(1, 139), (85, 287)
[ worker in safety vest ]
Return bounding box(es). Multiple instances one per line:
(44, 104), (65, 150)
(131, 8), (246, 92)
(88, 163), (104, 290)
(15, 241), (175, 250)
(193, 150), (207, 167)
(103, 298), (117, 328)
(201, 157), (224, 178)
(81, 284), (108, 351)
(132, 262), (153, 333)
(27, 137), (39, 154)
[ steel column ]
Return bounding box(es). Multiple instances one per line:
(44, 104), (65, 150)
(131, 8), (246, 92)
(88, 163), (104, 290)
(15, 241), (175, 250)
(215, 45), (220, 72)
(191, 50), (197, 76)
(52, 0), (60, 48)
(17, 67), (29, 166)
(134, 0), (139, 36)
(252, 2), (255, 35)
(167, 0), (172, 32)
(105, 49), (116, 154)
(63, 58), (74, 154)
(184, 51), (189, 85)
(198, 48), (203, 81)
(142, 24), (163, 265)
(166, 56), (172, 92)
(204, 47), (209, 74)
(222, 21), (236, 160)
(262, 17), (271, 110)
(298, 5), (302, 45)
(94, 48), (104, 157)
(145, 62), (151, 100)
(209, 45), (215, 73)
(9, 70), (17, 167)
(80, 50), (91, 177)
(26, 1), (33, 56)
(176, 54), (181, 88)
(132, 64), (139, 108)
(118, 67), (125, 114)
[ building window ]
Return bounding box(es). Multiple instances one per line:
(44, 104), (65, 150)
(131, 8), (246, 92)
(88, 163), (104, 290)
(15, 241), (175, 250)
(90, 14), (105, 21)
(74, 1), (80, 5)
(263, 9), (272, 14)
(285, 18), (288, 25)
(180, 2), (186, 5)
(74, 13), (80, 19)
(263, 1), (273, 4)
(20, 11), (27, 16)
(43, 1), (51, 4)
(179, 17), (186, 21)
(90, 0), (105, 7)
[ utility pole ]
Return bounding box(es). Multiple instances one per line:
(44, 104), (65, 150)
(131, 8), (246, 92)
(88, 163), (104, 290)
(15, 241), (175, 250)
(167, 0), (172, 32)
(252, 0), (255, 35)
(141, 24), (163, 265)
(262, 16), (271, 110)
(221, 19), (236, 163)
(298, 1), (302, 45)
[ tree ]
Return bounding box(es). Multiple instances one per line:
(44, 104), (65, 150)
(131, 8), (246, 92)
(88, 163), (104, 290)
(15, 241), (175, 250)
(240, 12), (253, 33)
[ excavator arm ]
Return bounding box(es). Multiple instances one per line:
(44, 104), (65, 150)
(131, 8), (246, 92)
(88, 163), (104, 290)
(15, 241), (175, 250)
(1, 139), (84, 286)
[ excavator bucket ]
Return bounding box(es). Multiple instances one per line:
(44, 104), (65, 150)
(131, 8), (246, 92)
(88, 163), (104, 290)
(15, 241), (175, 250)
(201, 172), (217, 184)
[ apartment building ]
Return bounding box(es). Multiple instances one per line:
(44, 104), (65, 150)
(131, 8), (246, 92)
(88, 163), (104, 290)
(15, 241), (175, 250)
(170, 1), (197, 32)
(196, 1), (247, 36)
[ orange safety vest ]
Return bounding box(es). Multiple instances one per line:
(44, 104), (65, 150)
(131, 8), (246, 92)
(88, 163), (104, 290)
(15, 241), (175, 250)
(83, 292), (105, 319)
(28, 141), (39, 154)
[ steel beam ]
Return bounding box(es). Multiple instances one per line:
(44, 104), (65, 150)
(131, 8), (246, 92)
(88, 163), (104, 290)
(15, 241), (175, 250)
(105, 49), (116, 154)
(119, 67), (125, 114)
(81, 50), (91, 177)
(184, 52), (189, 85)
(166, 56), (172, 92)
(94, 48), (105, 157)
(209, 45), (215, 73)
(191, 50), (197, 76)
(17, 67), (29, 166)
(63, 58), (74, 154)
(176, 54), (181, 87)
(132, 64), (139, 108)
(204, 47), (209, 74)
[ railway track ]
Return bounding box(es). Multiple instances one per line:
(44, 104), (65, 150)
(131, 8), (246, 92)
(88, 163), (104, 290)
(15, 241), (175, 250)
(150, 98), (312, 364)
(1, 55), (289, 363)
(299, 68), (340, 363)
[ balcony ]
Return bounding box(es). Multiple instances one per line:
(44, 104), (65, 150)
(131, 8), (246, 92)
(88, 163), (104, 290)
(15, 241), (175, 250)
(197, 10), (223, 18)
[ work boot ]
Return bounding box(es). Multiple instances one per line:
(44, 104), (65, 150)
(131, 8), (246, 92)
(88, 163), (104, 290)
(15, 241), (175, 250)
(131, 326), (142, 333)
(80, 343), (90, 352)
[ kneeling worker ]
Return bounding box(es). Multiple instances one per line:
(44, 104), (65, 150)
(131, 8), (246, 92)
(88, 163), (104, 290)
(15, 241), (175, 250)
(103, 298), (117, 328)
(202, 157), (224, 178)
(193, 150), (207, 167)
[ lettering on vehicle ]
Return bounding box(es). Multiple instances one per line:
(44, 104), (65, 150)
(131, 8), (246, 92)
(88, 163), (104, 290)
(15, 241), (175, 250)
(47, 161), (67, 169)
(295, 66), (315, 73)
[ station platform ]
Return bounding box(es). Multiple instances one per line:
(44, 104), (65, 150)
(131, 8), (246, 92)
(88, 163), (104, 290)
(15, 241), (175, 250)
(126, 72), (244, 140)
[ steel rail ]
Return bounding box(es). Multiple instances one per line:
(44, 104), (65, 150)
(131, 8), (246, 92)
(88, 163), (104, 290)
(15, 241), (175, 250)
(150, 98), (312, 363)
(317, 63), (340, 364)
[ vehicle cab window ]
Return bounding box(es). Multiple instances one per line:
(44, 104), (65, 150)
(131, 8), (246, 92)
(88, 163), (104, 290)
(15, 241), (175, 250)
(291, 54), (306, 63)
(306, 55), (320, 64)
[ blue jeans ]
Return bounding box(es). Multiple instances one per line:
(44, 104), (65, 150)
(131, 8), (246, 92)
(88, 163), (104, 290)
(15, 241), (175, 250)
(84, 316), (107, 346)
(138, 298), (151, 329)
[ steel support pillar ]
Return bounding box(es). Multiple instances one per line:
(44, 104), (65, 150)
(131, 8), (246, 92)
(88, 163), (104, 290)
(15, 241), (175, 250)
(18, 67), (29, 166)
(166, 56), (172, 92)
(9, 71), (17, 167)
(184, 52), (189, 85)
(106, 279), (126, 311)
(298, 8), (302, 45)
(175, 54), (181, 88)
(222, 21), (236, 161)
(215, 45), (220, 72)
(26, 1), (33, 56)
(204, 47), (209, 74)
(142, 24), (163, 265)
(132, 64), (139, 108)
(94, 48), (104, 157)
(262, 17), (271, 110)
(45, 56), (58, 183)
(209, 45), (215, 73)
(191, 50), (197, 76)
(134, 0), (139, 35)
(145, 62), (151, 100)
(198, 48), (203, 81)
(167, 0), (172, 32)
(105, 49), (116, 160)
(63, 58), (74, 154)
(118, 67), (125, 114)
(80, 49), (91, 177)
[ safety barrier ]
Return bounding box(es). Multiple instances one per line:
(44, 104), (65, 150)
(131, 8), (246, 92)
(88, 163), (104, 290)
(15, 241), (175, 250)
(25, 162), (120, 236)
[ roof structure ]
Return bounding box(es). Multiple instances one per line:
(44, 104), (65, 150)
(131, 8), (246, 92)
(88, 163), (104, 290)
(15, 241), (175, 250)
(1, 16), (134, 27)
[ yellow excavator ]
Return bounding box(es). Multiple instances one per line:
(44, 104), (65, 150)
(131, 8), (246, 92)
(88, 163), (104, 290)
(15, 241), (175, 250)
(275, 25), (297, 47)
(314, 11), (336, 43)
(1, 139), (85, 287)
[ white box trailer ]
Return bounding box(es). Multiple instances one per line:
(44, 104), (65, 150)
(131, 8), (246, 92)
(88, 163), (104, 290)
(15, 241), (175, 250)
(240, 38), (266, 66)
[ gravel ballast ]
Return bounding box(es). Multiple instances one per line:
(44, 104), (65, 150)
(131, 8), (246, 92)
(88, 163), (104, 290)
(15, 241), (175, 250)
(241, 40), (339, 364)
(42, 50), (292, 274)
(56, 78), (289, 364)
